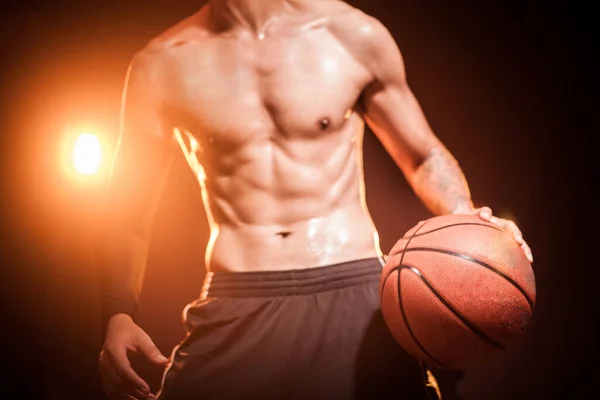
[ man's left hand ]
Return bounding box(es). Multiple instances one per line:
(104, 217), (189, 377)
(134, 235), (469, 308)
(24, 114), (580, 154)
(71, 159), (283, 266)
(467, 206), (533, 264)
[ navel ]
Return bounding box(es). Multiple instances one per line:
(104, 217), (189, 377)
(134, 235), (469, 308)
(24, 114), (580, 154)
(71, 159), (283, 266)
(172, 40), (188, 47)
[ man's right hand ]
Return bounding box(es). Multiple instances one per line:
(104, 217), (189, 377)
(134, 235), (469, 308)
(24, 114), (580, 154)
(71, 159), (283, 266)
(99, 314), (169, 400)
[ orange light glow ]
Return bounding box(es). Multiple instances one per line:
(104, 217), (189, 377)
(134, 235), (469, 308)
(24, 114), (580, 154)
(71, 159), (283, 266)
(72, 133), (102, 175)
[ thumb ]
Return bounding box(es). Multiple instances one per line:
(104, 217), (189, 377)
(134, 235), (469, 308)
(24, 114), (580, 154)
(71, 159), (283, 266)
(477, 206), (493, 221)
(136, 332), (169, 366)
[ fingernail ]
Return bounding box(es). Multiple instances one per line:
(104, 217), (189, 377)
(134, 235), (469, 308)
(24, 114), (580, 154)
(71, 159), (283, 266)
(516, 234), (523, 243)
(138, 386), (150, 395)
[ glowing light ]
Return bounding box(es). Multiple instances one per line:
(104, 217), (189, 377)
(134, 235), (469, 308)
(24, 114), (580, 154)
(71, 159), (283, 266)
(497, 209), (518, 226)
(72, 133), (102, 175)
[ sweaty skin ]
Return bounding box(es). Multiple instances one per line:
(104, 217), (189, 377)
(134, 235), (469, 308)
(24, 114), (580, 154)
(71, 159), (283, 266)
(113, 1), (473, 275)
(99, 1), (533, 398)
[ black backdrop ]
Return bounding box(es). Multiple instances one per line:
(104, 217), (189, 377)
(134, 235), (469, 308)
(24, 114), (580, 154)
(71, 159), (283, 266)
(0, 1), (597, 399)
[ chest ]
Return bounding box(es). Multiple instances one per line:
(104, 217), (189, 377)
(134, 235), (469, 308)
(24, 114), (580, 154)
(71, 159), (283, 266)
(173, 30), (371, 148)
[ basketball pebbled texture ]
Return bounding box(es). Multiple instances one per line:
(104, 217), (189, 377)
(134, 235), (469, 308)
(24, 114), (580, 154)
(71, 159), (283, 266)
(380, 214), (536, 369)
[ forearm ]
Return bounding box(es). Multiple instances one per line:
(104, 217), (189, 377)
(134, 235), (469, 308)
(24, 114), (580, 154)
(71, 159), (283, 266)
(407, 145), (474, 216)
(98, 227), (150, 329)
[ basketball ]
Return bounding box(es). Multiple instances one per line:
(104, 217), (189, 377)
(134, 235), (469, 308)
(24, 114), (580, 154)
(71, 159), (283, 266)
(380, 214), (536, 370)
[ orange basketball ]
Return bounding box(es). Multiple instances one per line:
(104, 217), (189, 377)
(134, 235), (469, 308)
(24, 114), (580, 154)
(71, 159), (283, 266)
(380, 214), (536, 370)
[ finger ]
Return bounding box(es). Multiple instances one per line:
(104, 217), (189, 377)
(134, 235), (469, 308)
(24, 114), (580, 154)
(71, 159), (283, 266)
(100, 351), (123, 392)
(522, 241), (533, 263)
(513, 230), (524, 245)
(479, 207), (492, 221)
(103, 351), (154, 400)
(135, 332), (169, 366)
(129, 385), (157, 400)
(114, 393), (148, 400)
(491, 217), (523, 245)
(117, 392), (142, 400)
(109, 346), (152, 395)
(134, 387), (157, 400)
(133, 393), (157, 400)
(109, 392), (135, 400)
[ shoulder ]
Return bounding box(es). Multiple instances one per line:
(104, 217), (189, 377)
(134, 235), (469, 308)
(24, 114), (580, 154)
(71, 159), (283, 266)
(326, 4), (388, 41)
(127, 9), (210, 86)
(324, 5), (402, 71)
(149, 8), (211, 49)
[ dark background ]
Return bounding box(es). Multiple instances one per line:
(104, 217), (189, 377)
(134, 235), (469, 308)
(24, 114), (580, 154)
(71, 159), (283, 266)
(1, 1), (597, 399)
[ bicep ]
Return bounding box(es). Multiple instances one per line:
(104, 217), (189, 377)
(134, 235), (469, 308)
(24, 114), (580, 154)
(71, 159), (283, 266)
(359, 22), (440, 173)
(107, 51), (176, 235)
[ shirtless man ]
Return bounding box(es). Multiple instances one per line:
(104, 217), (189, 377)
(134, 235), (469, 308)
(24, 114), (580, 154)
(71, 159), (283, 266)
(98, 1), (533, 399)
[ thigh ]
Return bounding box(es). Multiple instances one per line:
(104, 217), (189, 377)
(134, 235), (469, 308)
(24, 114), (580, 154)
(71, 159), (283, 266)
(159, 285), (437, 400)
(321, 281), (433, 400)
(159, 297), (296, 400)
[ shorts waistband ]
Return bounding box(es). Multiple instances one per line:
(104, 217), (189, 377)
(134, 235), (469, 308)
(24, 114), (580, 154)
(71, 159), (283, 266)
(201, 257), (384, 298)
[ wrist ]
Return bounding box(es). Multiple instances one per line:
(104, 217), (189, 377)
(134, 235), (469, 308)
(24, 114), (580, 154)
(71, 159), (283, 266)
(101, 301), (138, 330)
(106, 313), (135, 331)
(449, 201), (475, 215)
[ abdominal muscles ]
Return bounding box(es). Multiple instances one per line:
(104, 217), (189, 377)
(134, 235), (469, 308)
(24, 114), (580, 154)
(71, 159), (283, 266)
(179, 118), (382, 272)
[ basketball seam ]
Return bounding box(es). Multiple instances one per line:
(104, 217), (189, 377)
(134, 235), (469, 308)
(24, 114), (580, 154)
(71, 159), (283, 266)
(381, 220), (448, 368)
(400, 264), (506, 350)
(393, 246), (534, 310)
(404, 222), (503, 240)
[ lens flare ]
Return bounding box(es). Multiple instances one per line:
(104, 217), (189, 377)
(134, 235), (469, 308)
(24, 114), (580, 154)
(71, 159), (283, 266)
(72, 133), (102, 175)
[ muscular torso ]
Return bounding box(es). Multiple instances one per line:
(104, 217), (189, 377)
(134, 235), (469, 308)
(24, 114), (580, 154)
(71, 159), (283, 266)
(156, 3), (383, 272)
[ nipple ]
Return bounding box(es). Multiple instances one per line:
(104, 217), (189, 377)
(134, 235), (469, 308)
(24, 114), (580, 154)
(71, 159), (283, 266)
(319, 118), (330, 130)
